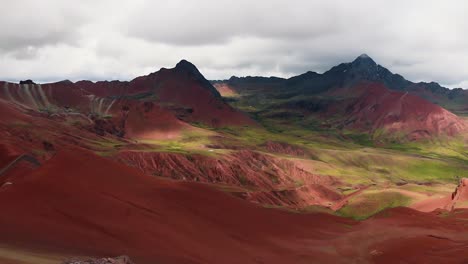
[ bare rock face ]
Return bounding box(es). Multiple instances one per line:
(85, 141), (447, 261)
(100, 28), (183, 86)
(115, 150), (342, 208)
(447, 178), (468, 210)
(63, 255), (134, 264)
(262, 140), (308, 157)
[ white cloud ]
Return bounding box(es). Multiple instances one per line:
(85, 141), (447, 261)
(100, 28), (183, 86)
(0, 0), (467, 89)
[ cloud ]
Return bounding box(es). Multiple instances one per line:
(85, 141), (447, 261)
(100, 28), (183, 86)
(124, 1), (341, 46)
(0, 0), (91, 52)
(0, 0), (467, 89)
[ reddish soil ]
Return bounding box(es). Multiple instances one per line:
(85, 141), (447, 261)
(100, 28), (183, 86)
(0, 59), (255, 144)
(0, 95), (123, 163)
(1, 149), (468, 263)
(0, 81), (92, 112)
(1, 64), (467, 263)
(94, 100), (190, 139)
(362, 207), (468, 264)
(411, 196), (453, 212)
(77, 60), (255, 127)
(342, 82), (467, 140)
(213, 83), (238, 97)
(0, 144), (20, 168)
(115, 150), (342, 207)
(330, 186), (370, 211)
(262, 140), (309, 157)
(412, 178), (468, 212)
(0, 154), (40, 187)
(406, 83), (468, 114)
(0, 148), (353, 264)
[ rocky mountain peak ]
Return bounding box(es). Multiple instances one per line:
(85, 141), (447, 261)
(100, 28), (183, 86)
(351, 53), (377, 68)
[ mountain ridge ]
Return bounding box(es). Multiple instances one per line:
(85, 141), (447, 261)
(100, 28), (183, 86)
(213, 54), (468, 115)
(217, 54), (466, 92)
(0, 60), (255, 135)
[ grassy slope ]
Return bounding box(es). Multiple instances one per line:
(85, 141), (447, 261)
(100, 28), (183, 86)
(86, 91), (467, 220)
(336, 191), (412, 220)
(231, 90), (467, 179)
(118, 118), (466, 187)
(88, 123), (465, 220)
(214, 91), (465, 218)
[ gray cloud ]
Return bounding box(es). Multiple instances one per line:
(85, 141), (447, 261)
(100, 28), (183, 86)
(125, 1), (341, 46)
(0, 0), (467, 89)
(0, 0), (94, 52)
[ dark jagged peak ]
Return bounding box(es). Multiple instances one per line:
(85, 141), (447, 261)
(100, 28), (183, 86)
(357, 53), (371, 59)
(171, 59), (221, 98)
(175, 59), (201, 75)
(321, 54), (411, 90)
(289, 71), (319, 79)
(19, 79), (36, 85)
(286, 71), (320, 85)
(351, 53), (378, 67)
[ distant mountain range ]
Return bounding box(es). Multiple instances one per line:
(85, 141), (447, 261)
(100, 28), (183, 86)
(212, 55), (467, 141)
(0, 55), (466, 142)
(0, 60), (254, 140)
(0, 55), (467, 263)
(214, 54), (468, 116)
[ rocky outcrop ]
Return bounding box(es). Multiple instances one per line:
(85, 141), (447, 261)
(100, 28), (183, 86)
(262, 141), (309, 157)
(447, 178), (468, 210)
(19, 80), (36, 85)
(63, 256), (134, 264)
(116, 150), (336, 188)
(115, 150), (342, 207)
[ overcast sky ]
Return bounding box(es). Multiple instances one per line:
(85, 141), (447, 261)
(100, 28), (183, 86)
(1, 0), (467, 88)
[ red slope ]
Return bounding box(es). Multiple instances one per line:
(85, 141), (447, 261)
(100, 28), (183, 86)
(115, 150), (342, 208)
(0, 148), (352, 264)
(0, 81), (93, 112)
(0, 81), (204, 140)
(0, 99), (35, 166)
(0, 60), (255, 142)
(88, 99), (191, 139)
(363, 207), (468, 264)
(0, 144), (19, 168)
(342, 82), (467, 140)
(1, 149), (468, 263)
(77, 60), (255, 127)
(411, 178), (468, 212)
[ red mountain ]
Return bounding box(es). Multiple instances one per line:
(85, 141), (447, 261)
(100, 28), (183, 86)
(335, 82), (467, 140)
(76, 60), (254, 127)
(215, 55), (467, 141)
(0, 60), (254, 140)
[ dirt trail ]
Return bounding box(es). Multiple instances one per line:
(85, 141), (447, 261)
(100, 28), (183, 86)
(0, 154), (40, 178)
(331, 186), (370, 211)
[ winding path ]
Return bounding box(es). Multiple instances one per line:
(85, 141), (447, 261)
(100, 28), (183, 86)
(0, 154), (40, 178)
(331, 185), (370, 211)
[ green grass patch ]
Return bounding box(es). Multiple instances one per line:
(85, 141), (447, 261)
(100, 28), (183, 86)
(336, 191), (412, 220)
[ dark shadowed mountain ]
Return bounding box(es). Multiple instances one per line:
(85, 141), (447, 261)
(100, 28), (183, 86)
(214, 54), (468, 115)
(213, 55), (467, 141)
